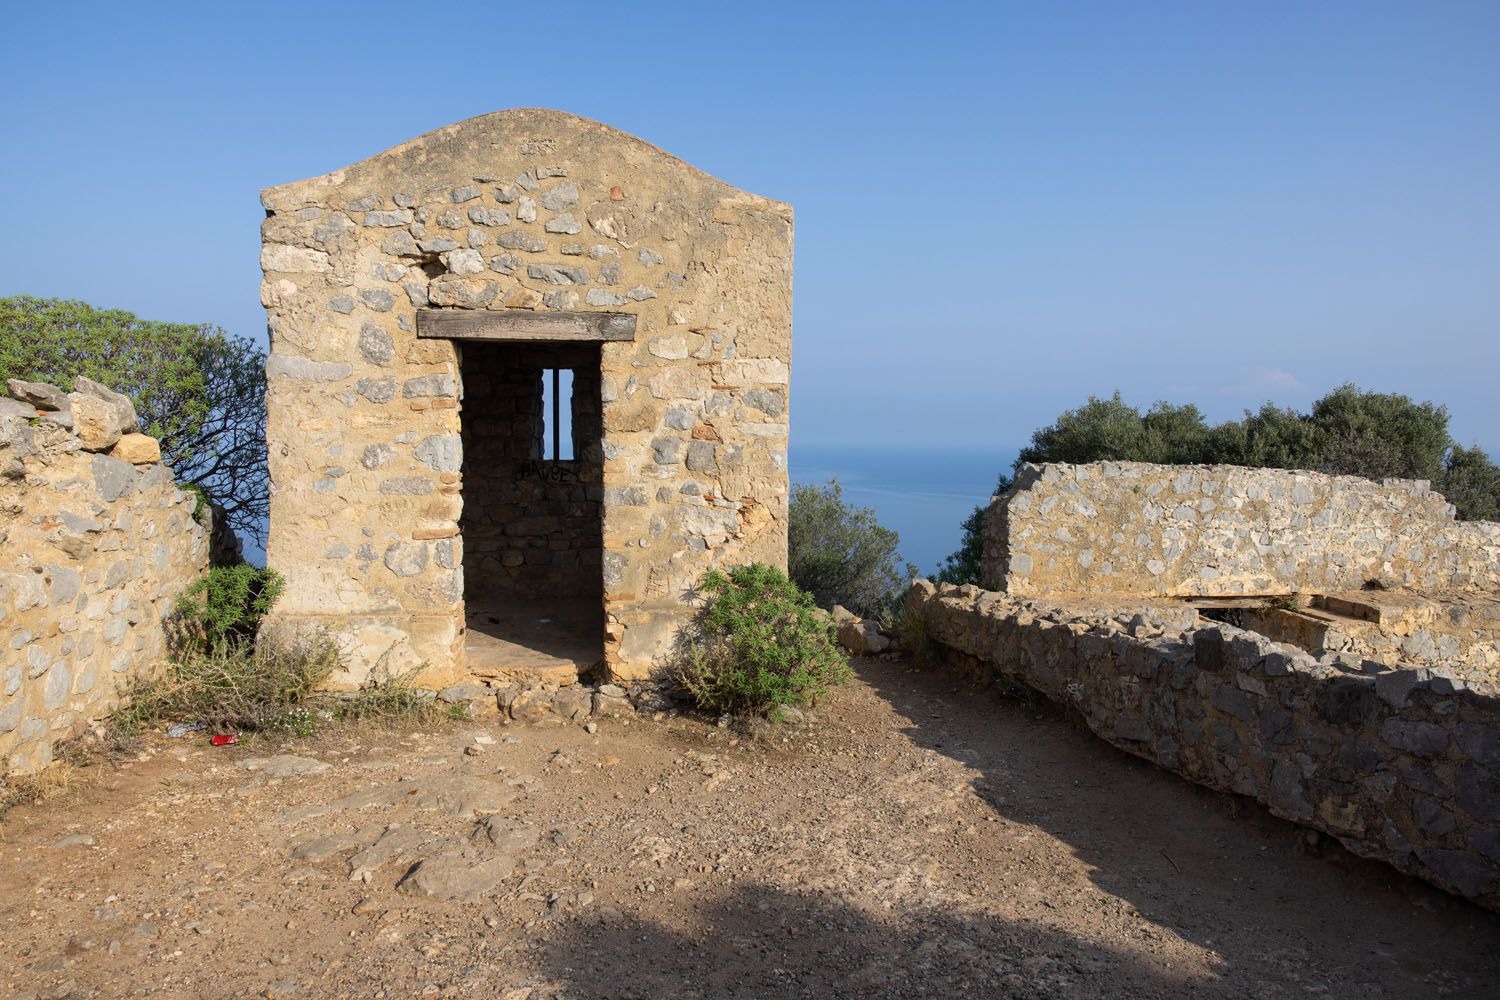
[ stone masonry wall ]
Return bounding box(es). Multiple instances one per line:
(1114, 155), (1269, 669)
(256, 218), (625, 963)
(0, 386), (209, 775)
(984, 462), (1500, 597)
(459, 342), (602, 601)
(1242, 594), (1500, 685)
(908, 579), (1500, 911)
(260, 109), (792, 686)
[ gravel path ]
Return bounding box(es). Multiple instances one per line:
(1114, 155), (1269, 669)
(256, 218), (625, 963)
(3, 656), (1497, 999)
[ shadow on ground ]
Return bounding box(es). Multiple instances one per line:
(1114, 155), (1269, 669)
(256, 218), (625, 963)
(534, 881), (1199, 999)
(533, 657), (1500, 999)
(858, 655), (1500, 994)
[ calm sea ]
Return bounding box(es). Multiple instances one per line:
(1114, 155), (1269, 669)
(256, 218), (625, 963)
(791, 442), (1016, 577)
(244, 443), (1016, 575)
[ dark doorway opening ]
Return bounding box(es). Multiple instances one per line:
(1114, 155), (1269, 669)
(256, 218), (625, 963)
(458, 341), (603, 682)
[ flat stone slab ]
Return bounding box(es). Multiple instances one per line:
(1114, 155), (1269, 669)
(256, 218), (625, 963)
(397, 850), (518, 901)
(348, 825), (436, 880)
(279, 773), (523, 825)
(288, 824), (385, 862)
(477, 816), (539, 852)
(241, 755), (332, 778)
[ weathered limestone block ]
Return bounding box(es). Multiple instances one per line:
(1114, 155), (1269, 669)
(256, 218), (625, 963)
(68, 394), (122, 451)
(111, 433), (162, 464)
(6, 379), (69, 412)
(837, 618), (891, 655)
(73, 376), (138, 432)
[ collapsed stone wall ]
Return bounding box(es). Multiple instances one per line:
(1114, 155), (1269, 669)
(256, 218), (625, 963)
(459, 342), (602, 600)
(908, 579), (1500, 911)
(984, 462), (1500, 597)
(0, 381), (209, 775)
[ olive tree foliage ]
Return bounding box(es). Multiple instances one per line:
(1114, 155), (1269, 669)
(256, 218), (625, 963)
(1439, 445), (1500, 524)
(787, 480), (915, 618)
(936, 384), (1499, 585)
(1309, 384), (1451, 483)
(0, 296), (268, 541)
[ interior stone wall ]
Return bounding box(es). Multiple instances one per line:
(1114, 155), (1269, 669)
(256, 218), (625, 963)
(259, 109), (792, 685)
(0, 399), (208, 776)
(459, 342), (602, 601)
(1241, 594), (1500, 684)
(984, 462), (1500, 598)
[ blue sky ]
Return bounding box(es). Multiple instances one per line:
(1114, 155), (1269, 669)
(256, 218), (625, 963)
(2, 0), (1495, 450)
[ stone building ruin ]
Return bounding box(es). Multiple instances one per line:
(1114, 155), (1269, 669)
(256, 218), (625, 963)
(984, 462), (1500, 683)
(910, 462), (1500, 909)
(259, 109), (792, 689)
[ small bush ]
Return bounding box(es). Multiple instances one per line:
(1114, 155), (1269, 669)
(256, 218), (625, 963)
(113, 636), (338, 734)
(266, 706), (321, 738)
(173, 564), (285, 653)
(672, 564), (851, 719)
(896, 602), (942, 669)
(0, 758), (79, 824)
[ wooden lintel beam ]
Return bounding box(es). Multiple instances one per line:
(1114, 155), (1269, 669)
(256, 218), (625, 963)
(415, 309), (636, 342)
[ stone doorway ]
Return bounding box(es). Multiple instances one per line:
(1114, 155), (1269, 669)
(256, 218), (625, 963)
(457, 339), (604, 684)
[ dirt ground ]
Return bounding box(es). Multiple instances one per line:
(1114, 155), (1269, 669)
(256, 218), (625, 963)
(3, 656), (1498, 1000)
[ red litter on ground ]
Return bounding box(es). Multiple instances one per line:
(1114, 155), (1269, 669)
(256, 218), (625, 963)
(210, 734), (239, 747)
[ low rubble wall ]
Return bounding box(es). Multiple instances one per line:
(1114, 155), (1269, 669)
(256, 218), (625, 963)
(908, 578), (1500, 910)
(984, 462), (1500, 597)
(1, 381), (210, 774)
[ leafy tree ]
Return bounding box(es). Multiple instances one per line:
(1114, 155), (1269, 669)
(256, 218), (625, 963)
(1437, 445), (1500, 523)
(1017, 392), (1154, 466)
(1018, 394), (1224, 467)
(1139, 401), (1214, 464)
(0, 296), (268, 540)
(788, 479), (913, 617)
(1310, 383), (1450, 482)
(1227, 403), (1326, 471)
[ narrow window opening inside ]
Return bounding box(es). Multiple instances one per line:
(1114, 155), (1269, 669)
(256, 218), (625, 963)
(540, 367), (575, 462)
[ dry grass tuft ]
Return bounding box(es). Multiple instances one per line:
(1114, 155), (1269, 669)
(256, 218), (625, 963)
(0, 757), (81, 832)
(111, 635), (341, 737)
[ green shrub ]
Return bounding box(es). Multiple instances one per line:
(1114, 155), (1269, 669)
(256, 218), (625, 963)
(113, 635), (339, 734)
(173, 565), (285, 653)
(1438, 444), (1500, 523)
(267, 706), (321, 739)
(672, 564), (851, 720)
(788, 479), (914, 617)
